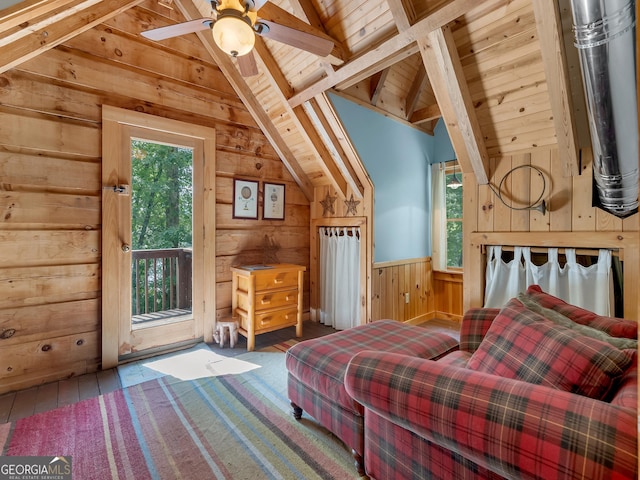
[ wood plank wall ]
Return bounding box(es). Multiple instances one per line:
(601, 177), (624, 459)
(371, 258), (434, 323)
(433, 271), (463, 321)
(370, 264), (462, 324)
(0, 1), (309, 395)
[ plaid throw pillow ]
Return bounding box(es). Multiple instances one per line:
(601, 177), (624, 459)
(517, 292), (638, 350)
(525, 285), (637, 339)
(466, 297), (634, 400)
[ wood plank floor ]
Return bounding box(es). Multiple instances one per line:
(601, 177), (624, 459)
(0, 318), (459, 424)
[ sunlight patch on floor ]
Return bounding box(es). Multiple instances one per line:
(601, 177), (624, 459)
(118, 346), (260, 387)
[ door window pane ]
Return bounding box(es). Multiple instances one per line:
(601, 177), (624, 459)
(130, 140), (194, 324)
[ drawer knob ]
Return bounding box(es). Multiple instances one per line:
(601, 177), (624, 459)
(261, 296), (272, 305)
(273, 278), (284, 284)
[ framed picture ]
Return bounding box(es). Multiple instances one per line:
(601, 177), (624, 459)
(233, 178), (259, 219)
(263, 182), (285, 220)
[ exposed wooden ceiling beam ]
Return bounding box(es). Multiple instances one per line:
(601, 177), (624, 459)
(331, 89), (434, 135)
(405, 67), (427, 118)
(369, 68), (389, 106)
(336, 43), (419, 91)
(531, 0), (579, 176)
(0, 0), (78, 34)
(0, 0), (145, 74)
(288, 0), (479, 108)
(175, 0), (315, 201)
(246, 7), (353, 198)
(288, 0), (344, 75)
(385, 0), (411, 30)
(422, 119), (437, 134)
(292, 105), (351, 196)
(419, 25), (489, 184)
(311, 94), (373, 195)
(252, 38), (292, 97)
(410, 102), (441, 124)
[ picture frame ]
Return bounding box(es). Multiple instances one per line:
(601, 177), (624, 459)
(263, 182), (286, 220)
(233, 178), (259, 219)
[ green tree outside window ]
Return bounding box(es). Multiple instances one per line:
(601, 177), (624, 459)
(445, 169), (463, 268)
(131, 141), (193, 250)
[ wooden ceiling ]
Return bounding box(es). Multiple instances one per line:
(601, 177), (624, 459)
(0, 0), (585, 201)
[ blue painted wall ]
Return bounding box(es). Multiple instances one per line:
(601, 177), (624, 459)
(434, 118), (456, 162)
(330, 94), (443, 262)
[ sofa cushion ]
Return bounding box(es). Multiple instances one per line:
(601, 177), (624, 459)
(524, 285), (637, 339)
(466, 298), (635, 400)
(286, 320), (459, 415)
(517, 292), (638, 350)
(459, 307), (501, 353)
(436, 350), (472, 368)
(608, 352), (638, 409)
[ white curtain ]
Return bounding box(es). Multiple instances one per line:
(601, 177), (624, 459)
(431, 163), (446, 271)
(484, 246), (612, 315)
(319, 227), (361, 330)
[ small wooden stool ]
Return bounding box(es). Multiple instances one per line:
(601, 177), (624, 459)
(214, 320), (239, 348)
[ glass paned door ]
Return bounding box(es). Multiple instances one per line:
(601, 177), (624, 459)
(101, 106), (216, 368)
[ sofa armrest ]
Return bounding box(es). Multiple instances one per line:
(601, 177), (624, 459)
(459, 307), (500, 352)
(345, 351), (638, 480)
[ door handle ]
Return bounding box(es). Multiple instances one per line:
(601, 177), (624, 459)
(121, 244), (131, 253)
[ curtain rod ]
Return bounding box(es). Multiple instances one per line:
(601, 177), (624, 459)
(481, 245), (622, 259)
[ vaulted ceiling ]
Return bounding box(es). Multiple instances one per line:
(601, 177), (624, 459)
(0, 0), (585, 201)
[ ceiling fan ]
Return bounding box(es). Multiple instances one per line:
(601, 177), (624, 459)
(141, 0), (335, 76)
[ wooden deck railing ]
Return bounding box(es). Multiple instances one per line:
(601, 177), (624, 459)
(131, 248), (192, 316)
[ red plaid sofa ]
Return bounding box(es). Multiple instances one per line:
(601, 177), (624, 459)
(344, 286), (638, 480)
(285, 320), (459, 474)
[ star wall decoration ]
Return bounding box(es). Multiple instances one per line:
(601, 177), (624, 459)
(320, 192), (337, 216)
(344, 194), (360, 216)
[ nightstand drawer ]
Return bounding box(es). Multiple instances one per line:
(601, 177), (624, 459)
(255, 289), (298, 311)
(254, 270), (299, 291)
(255, 308), (298, 330)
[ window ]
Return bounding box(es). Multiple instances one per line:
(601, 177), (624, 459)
(444, 162), (463, 268)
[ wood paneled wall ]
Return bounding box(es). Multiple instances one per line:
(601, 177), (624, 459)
(463, 146), (639, 319)
(368, 257), (464, 324)
(0, 2), (309, 394)
(433, 271), (463, 321)
(371, 258), (434, 323)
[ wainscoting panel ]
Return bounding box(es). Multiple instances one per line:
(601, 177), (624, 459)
(372, 258), (434, 323)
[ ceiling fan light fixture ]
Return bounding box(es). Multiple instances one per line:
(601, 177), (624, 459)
(212, 11), (255, 57)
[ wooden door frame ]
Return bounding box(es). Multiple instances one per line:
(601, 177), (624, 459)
(101, 106), (216, 369)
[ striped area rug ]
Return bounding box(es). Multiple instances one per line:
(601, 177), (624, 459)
(0, 341), (359, 479)
(259, 339), (299, 353)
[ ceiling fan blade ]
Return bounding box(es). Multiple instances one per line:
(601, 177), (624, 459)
(252, 0), (270, 10)
(257, 20), (333, 56)
(237, 51), (259, 77)
(141, 18), (213, 41)
(256, 4), (334, 57)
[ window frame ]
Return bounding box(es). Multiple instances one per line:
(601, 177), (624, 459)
(443, 161), (463, 270)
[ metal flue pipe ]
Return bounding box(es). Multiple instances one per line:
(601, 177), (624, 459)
(569, 0), (638, 218)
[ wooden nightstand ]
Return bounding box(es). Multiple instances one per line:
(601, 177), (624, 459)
(231, 264), (306, 351)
